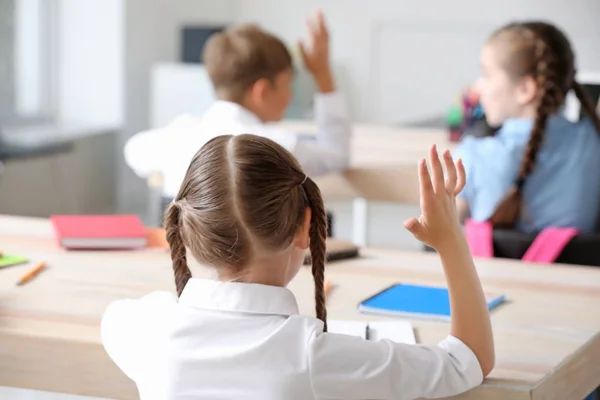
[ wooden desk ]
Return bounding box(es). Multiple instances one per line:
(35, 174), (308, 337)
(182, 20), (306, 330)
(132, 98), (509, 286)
(276, 120), (453, 204)
(276, 121), (452, 245)
(1, 215), (599, 400)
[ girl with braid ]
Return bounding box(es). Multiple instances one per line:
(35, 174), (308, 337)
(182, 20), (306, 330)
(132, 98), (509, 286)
(456, 21), (600, 232)
(102, 134), (494, 399)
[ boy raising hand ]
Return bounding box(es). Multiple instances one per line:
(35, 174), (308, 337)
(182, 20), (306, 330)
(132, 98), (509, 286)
(124, 10), (351, 203)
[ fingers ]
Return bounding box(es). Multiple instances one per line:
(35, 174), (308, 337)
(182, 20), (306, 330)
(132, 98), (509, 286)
(306, 10), (328, 43)
(455, 159), (466, 195)
(306, 15), (319, 42)
(429, 145), (445, 194)
(315, 9), (329, 39)
(442, 150), (457, 194)
(418, 158), (433, 199)
(403, 217), (423, 239)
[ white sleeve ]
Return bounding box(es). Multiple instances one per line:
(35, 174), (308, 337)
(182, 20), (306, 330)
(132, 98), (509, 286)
(123, 128), (167, 179)
(292, 91), (352, 177)
(308, 332), (483, 400)
(101, 292), (177, 382)
(101, 299), (146, 382)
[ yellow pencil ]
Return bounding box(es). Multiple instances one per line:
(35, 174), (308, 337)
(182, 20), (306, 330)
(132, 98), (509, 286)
(16, 262), (46, 286)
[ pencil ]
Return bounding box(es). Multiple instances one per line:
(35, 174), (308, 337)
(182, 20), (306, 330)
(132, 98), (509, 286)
(0, 250), (3, 257)
(16, 261), (46, 286)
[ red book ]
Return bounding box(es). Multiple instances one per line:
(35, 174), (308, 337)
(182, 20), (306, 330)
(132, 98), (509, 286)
(51, 215), (147, 250)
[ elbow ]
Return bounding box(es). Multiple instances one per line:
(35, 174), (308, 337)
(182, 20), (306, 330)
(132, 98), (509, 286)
(332, 153), (350, 173)
(479, 349), (496, 378)
(123, 135), (148, 178)
(123, 137), (138, 169)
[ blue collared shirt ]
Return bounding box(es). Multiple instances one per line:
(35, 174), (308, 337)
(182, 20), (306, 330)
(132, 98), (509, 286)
(455, 115), (600, 233)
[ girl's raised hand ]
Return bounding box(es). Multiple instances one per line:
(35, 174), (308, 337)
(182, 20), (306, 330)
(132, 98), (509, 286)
(404, 145), (466, 250)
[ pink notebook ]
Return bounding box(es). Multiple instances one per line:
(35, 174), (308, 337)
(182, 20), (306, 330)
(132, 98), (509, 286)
(51, 215), (147, 250)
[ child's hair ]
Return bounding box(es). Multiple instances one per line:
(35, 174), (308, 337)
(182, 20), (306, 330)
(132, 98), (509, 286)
(487, 21), (600, 227)
(203, 24), (293, 103)
(163, 134), (328, 330)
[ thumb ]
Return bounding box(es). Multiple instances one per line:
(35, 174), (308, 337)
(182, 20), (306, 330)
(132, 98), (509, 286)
(403, 217), (424, 239)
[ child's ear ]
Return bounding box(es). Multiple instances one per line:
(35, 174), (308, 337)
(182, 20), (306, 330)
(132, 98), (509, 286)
(516, 75), (539, 106)
(250, 78), (271, 105)
(294, 207), (311, 250)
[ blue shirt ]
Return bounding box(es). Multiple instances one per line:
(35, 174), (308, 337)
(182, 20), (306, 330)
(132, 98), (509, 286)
(455, 115), (600, 233)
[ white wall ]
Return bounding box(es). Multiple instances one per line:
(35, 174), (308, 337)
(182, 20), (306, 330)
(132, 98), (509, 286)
(57, 0), (124, 126)
(236, 0), (600, 124)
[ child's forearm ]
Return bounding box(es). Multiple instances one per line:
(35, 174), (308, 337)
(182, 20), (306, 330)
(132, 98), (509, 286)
(437, 229), (495, 376)
(314, 69), (335, 93)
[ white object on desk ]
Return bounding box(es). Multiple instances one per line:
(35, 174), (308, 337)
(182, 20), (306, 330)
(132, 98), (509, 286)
(328, 320), (416, 344)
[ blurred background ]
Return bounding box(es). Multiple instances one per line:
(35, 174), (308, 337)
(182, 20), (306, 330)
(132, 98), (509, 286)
(0, 1), (599, 399)
(1, 0), (599, 249)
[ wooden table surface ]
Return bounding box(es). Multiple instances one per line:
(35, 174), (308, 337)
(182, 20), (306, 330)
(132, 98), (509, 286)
(1, 216), (600, 399)
(276, 120), (453, 204)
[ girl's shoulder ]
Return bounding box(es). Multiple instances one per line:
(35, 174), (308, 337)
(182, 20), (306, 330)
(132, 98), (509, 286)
(545, 115), (600, 145)
(455, 133), (507, 160)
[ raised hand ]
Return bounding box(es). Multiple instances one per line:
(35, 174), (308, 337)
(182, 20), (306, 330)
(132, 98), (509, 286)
(298, 10), (334, 93)
(404, 145), (466, 250)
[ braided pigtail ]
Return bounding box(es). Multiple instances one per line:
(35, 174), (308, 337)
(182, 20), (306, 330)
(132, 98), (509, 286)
(572, 81), (600, 134)
(490, 34), (562, 227)
(164, 201), (192, 296)
(302, 177), (328, 331)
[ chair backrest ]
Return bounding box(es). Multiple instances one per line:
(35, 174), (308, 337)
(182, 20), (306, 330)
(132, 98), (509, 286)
(494, 184), (600, 266)
(493, 229), (600, 266)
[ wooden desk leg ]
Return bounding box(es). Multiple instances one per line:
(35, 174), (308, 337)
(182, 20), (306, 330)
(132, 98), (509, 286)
(352, 197), (368, 247)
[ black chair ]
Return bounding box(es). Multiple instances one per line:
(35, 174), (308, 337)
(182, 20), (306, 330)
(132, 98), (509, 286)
(159, 196), (334, 237)
(492, 229), (600, 266)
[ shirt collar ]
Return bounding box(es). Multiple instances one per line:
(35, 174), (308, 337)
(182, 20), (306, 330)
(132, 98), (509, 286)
(178, 278), (299, 316)
(498, 118), (534, 137)
(208, 100), (263, 125)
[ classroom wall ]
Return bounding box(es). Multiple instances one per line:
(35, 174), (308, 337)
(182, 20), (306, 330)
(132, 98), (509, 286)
(235, 0), (600, 124)
(118, 0), (237, 215)
(0, 0), (15, 122)
(57, 0), (124, 126)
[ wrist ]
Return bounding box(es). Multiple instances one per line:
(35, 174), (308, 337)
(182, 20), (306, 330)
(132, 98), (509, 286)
(433, 226), (468, 255)
(313, 69), (335, 93)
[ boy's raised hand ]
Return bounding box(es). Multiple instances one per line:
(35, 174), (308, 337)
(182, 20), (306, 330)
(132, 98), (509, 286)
(404, 145), (466, 250)
(299, 10), (334, 93)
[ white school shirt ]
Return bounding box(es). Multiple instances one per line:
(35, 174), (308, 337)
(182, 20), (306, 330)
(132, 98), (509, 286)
(101, 278), (483, 400)
(124, 92), (352, 198)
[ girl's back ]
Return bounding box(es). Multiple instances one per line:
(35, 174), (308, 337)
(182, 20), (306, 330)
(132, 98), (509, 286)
(103, 289), (319, 400)
(459, 115), (600, 232)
